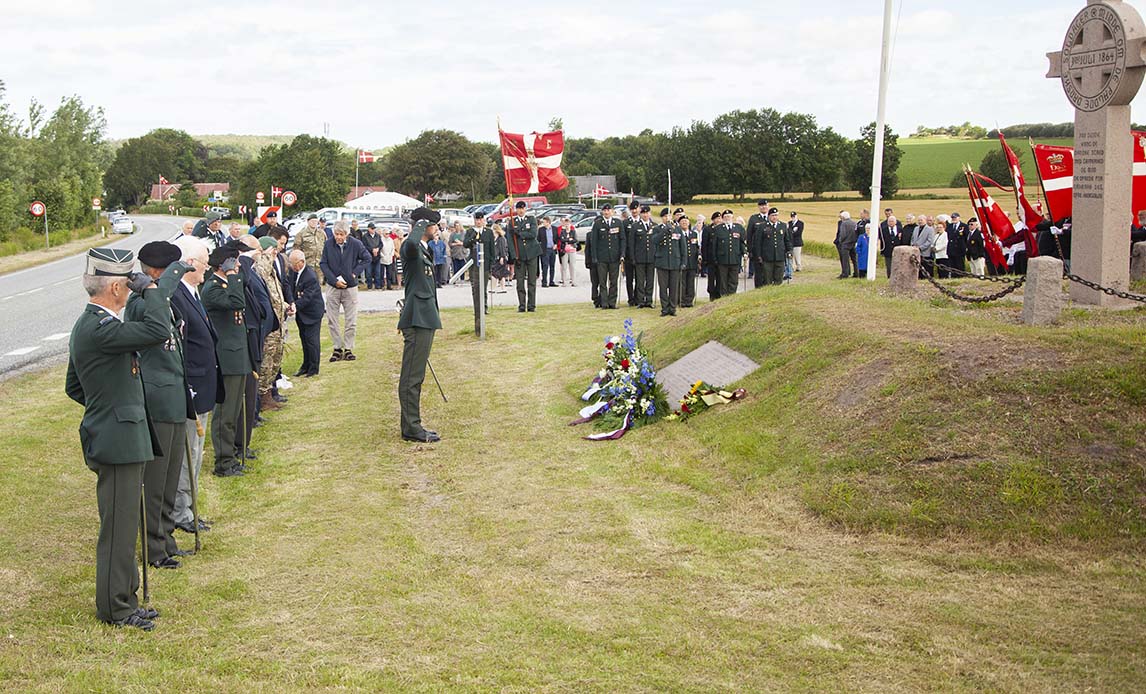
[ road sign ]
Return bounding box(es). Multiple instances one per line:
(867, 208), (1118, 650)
(91, 197), (102, 210)
(168, 205), (175, 213)
(282, 191), (297, 206)
(256, 191), (265, 203)
(238, 205), (248, 215)
(257, 205), (281, 224)
(203, 205), (210, 212)
(29, 201), (45, 217)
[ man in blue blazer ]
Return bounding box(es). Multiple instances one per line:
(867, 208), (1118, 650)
(288, 249), (326, 377)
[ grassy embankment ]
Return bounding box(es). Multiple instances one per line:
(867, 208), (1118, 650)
(0, 221), (111, 275)
(0, 257), (1142, 691)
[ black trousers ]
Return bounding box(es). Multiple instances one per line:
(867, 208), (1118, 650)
(717, 264), (739, 297)
(540, 249), (556, 285)
(515, 259), (538, 310)
(706, 264), (721, 300)
(682, 269), (697, 306)
(657, 268), (680, 315)
(753, 258), (766, 288)
(144, 420), (185, 562)
(595, 262), (620, 308)
(882, 254), (893, 278)
(635, 263), (654, 306)
(837, 245), (851, 277)
(588, 261), (600, 307)
(298, 320), (321, 375)
(623, 259), (636, 305)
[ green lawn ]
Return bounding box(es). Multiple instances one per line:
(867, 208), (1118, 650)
(899, 137), (1074, 189)
(0, 261), (1143, 692)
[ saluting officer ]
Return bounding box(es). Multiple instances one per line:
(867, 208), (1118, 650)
(66, 248), (189, 631)
(126, 242), (195, 572)
(679, 214), (700, 307)
(652, 207), (687, 316)
(506, 201), (540, 312)
(631, 205), (655, 308)
(398, 207), (443, 443)
(590, 203), (624, 309)
(713, 209), (746, 297)
(201, 246), (249, 478)
(753, 207), (793, 286)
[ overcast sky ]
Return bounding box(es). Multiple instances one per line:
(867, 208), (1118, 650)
(1, 0), (1135, 147)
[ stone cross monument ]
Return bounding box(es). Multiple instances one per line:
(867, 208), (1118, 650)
(1047, 0), (1146, 305)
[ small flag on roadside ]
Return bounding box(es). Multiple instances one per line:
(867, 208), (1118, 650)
(594, 184), (611, 197)
(272, 186), (283, 198)
(424, 193), (434, 203)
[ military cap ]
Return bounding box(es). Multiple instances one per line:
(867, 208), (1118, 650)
(367, 222), (376, 229)
(409, 206), (441, 223)
(137, 241), (181, 268)
(474, 211), (486, 219)
(757, 199), (769, 206)
(790, 211), (798, 217)
(768, 207), (779, 215)
(710, 211), (722, 221)
(265, 209), (278, 218)
(601, 203), (613, 210)
(968, 217), (979, 224)
(722, 209), (734, 216)
(258, 236), (278, 250)
(205, 211), (222, 223)
(514, 200), (527, 209)
(86, 248), (135, 277)
(628, 200), (640, 210)
(639, 205), (650, 213)
(673, 207), (684, 215)
(208, 246), (239, 267)
(660, 207), (670, 217)
(308, 213), (318, 220)
(950, 212), (961, 219)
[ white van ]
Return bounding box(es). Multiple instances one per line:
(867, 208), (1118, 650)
(286, 207), (376, 234)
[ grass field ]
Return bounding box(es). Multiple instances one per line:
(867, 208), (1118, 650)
(898, 136), (1074, 189)
(0, 257), (1143, 691)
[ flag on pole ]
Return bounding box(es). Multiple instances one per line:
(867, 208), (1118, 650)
(272, 186), (283, 198)
(424, 193), (434, 203)
(158, 175), (169, 185)
(998, 133), (1044, 234)
(1031, 130), (1146, 223)
(593, 184), (610, 197)
(498, 129), (568, 194)
(358, 150), (375, 164)
(965, 167), (1014, 269)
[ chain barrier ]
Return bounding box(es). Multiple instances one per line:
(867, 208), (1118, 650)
(910, 256), (1026, 303)
(1062, 272), (1146, 304)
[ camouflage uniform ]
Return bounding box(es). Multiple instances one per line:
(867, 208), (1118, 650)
(256, 253), (286, 396)
(294, 225), (326, 285)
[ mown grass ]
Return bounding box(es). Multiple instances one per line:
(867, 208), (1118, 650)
(0, 265), (1143, 692)
(898, 137), (1073, 189)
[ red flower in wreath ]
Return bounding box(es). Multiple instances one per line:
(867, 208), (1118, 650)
(681, 404), (691, 413)
(621, 358), (630, 369)
(606, 342), (615, 349)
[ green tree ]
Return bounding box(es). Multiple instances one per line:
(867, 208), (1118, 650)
(233, 135), (352, 211)
(382, 130), (489, 200)
(848, 122), (902, 198)
(803, 127), (854, 198)
(978, 148), (1018, 187)
(103, 129), (207, 207)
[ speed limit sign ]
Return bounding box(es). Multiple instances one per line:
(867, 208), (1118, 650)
(91, 197), (102, 210)
(281, 190), (297, 206)
(29, 201), (46, 217)
(256, 191), (265, 203)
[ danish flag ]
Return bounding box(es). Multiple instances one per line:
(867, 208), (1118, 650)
(594, 184), (611, 197)
(272, 186), (283, 198)
(1031, 131), (1146, 223)
(158, 175), (169, 185)
(358, 150), (375, 164)
(499, 128), (568, 195)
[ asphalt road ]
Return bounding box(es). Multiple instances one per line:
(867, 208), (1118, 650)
(0, 215), (187, 378)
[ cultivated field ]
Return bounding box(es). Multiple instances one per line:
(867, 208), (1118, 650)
(898, 136), (1073, 189)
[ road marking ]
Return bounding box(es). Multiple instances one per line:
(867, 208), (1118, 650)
(3, 346), (39, 357)
(43, 333), (70, 341)
(51, 278), (76, 287)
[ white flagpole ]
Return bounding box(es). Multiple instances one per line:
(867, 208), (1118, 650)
(867, 0), (894, 281)
(355, 151), (360, 193)
(668, 169), (672, 209)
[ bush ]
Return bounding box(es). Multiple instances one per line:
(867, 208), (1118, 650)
(0, 222), (107, 257)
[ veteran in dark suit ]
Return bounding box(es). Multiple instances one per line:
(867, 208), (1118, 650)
(65, 248), (188, 631)
(590, 204), (624, 309)
(288, 249), (325, 377)
(398, 208), (443, 443)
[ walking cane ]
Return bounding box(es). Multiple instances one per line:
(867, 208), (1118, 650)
(396, 299), (448, 403)
(241, 374), (251, 466)
(183, 425), (201, 553)
(139, 484), (150, 605)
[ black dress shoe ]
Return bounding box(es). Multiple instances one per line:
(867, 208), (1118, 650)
(518, 306), (526, 312)
(135, 606), (160, 620)
(306, 371), (319, 377)
(106, 613), (154, 631)
(244, 449), (258, 460)
(150, 556), (180, 569)
(527, 308), (536, 312)
(402, 431), (441, 443)
(293, 369), (307, 377)
(213, 465), (244, 478)
(170, 548), (193, 557)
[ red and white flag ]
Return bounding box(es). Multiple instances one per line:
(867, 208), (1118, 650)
(965, 171), (1011, 270)
(271, 186), (283, 198)
(999, 133), (1044, 235)
(594, 184), (611, 197)
(499, 129), (568, 195)
(358, 150), (375, 164)
(424, 193), (434, 203)
(1031, 131), (1146, 223)
(159, 175), (169, 185)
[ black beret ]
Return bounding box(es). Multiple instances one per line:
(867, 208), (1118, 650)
(137, 241), (181, 268)
(208, 246), (239, 267)
(409, 206), (441, 223)
(474, 211), (485, 219)
(639, 205), (650, 213)
(514, 201), (527, 209)
(790, 211), (797, 217)
(628, 201), (640, 210)
(722, 209), (734, 216)
(968, 217), (979, 224)
(660, 207), (670, 217)
(710, 211), (721, 220)
(265, 209), (277, 217)
(768, 207), (779, 215)
(673, 207), (684, 215)
(367, 222), (375, 229)
(757, 199), (769, 206)
(224, 239), (248, 252)
(601, 203), (613, 210)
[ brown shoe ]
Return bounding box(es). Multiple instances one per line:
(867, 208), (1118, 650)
(259, 392), (282, 411)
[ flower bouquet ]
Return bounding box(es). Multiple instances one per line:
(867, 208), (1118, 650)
(664, 381), (747, 422)
(571, 319), (669, 440)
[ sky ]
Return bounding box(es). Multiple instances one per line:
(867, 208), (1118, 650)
(1, 0), (1138, 147)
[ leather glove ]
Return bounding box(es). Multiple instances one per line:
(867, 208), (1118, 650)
(127, 272), (153, 293)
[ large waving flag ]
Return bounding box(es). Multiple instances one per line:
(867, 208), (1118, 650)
(1031, 131), (1146, 223)
(964, 166), (1014, 270)
(999, 133), (1044, 236)
(499, 129), (568, 195)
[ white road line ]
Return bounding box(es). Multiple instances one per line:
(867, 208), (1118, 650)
(23, 287), (42, 295)
(43, 333), (70, 341)
(3, 346), (39, 357)
(51, 278), (76, 287)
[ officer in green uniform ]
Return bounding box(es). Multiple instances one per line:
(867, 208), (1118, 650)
(66, 247), (189, 631)
(622, 200), (640, 306)
(630, 205), (655, 308)
(678, 213), (700, 307)
(125, 242), (194, 571)
(652, 207), (687, 316)
(584, 227), (599, 308)
(746, 199), (769, 288)
(398, 207), (443, 443)
(201, 246), (249, 477)
(464, 211), (494, 324)
(590, 204), (624, 309)
(506, 201), (540, 312)
(713, 209), (746, 298)
(753, 207), (793, 286)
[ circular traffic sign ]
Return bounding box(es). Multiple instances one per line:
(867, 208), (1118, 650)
(29, 201), (45, 217)
(256, 191), (265, 202)
(91, 197), (102, 209)
(282, 191), (297, 206)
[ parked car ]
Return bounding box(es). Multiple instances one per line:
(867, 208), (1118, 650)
(487, 196), (548, 224)
(533, 203), (586, 220)
(568, 209), (601, 224)
(437, 208), (475, 228)
(208, 205), (231, 219)
(111, 216), (135, 234)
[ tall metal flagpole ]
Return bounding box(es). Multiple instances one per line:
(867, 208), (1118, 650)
(866, 0), (894, 281)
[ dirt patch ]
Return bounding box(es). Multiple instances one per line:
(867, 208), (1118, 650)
(835, 358), (893, 409)
(939, 338), (1062, 382)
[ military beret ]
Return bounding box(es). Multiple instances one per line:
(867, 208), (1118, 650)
(639, 205), (650, 213)
(409, 206), (441, 223)
(205, 211), (222, 223)
(950, 212), (961, 218)
(208, 246), (239, 267)
(599, 203), (611, 210)
(968, 217), (979, 224)
(790, 211), (798, 217)
(224, 239), (248, 252)
(710, 211), (721, 221)
(137, 241), (181, 269)
(628, 201), (640, 210)
(258, 236), (278, 250)
(757, 199), (769, 206)
(474, 211), (486, 219)
(660, 207), (670, 217)
(86, 248), (135, 277)
(674, 207), (684, 215)
(722, 209), (734, 216)
(768, 207), (779, 215)
(514, 201), (527, 209)
(308, 213), (318, 220)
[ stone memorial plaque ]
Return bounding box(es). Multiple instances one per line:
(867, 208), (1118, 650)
(656, 341), (759, 406)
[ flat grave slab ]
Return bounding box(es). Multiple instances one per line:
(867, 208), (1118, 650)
(656, 341), (760, 405)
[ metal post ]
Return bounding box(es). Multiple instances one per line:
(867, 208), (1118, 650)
(477, 242), (486, 340)
(44, 210), (49, 249)
(867, 0), (894, 281)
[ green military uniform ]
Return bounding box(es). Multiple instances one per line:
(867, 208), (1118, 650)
(294, 223), (326, 285)
(464, 224), (494, 324)
(123, 255), (193, 567)
(753, 218), (793, 286)
(590, 214), (624, 309)
(255, 253), (285, 396)
(631, 218), (655, 307)
(65, 254), (187, 625)
(682, 226), (700, 307)
(653, 220), (687, 316)
(713, 222), (747, 298)
(507, 213), (540, 312)
(746, 211), (767, 288)
(201, 266), (249, 474)
(398, 222), (442, 440)
(622, 213), (638, 306)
